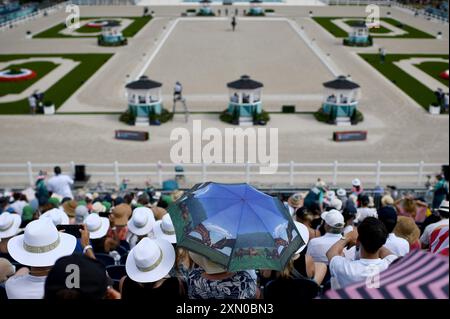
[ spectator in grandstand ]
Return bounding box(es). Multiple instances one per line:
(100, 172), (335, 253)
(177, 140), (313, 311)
(295, 206), (321, 239)
(351, 178), (364, 197)
(336, 188), (348, 207)
(304, 179), (327, 212)
(378, 205), (410, 256)
(0, 213), (22, 255)
(5, 219), (77, 299)
(85, 213), (111, 254)
(394, 216), (421, 250)
(106, 203), (131, 247)
(420, 200), (449, 250)
(62, 200), (77, 224)
(306, 210), (345, 265)
(432, 174), (448, 209)
(120, 237), (185, 300)
(187, 252), (258, 299)
(285, 193), (304, 216)
(44, 253), (120, 300)
(35, 170), (49, 206)
(395, 194), (428, 223)
(0, 258), (15, 287)
(327, 217), (398, 289)
(342, 200), (358, 235)
(9, 193), (27, 217)
(355, 195), (377, 224)
(47, 166), (74, 199)
(75, 205), (89, 224)
(21, 205), (36, 227)
(0, 197), (8, 214)
(381, 194), (395, 208)
(126, 207), (156, 249)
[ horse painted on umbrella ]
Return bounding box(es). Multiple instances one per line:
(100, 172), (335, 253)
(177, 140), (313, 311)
(265, 248), (280, 260)
(234, 248), (259, 259)
(211, 237), (236, 250)
(190, 223), (212, 247)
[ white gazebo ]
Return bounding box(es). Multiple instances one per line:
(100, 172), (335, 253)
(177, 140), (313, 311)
(226, 75), (263, 124)
(346, 21), (370, 46)
(321, 75), (361, 124)
(125, 75), (163, 125)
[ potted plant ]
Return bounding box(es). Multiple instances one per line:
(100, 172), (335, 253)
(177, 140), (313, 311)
(43, 100), (55, 115)
(149, 112), (161, 126)
(429, 102), (441, 115)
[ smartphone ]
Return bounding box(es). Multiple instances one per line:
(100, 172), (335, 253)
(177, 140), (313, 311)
(56, 225), (83, 238)
(99, 212), (110, 219)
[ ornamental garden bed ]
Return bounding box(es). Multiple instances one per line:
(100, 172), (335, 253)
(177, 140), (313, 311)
(0, 54), (112, 115)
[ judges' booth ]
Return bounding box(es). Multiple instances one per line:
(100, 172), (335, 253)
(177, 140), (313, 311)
(249, 0), (264, 15)
(99, 21), (126, 46)
(346, 21), (370, 45)
(227, 75), (263, 125)
(322, 75), (360, 125)
(198, 0), (213, 16)
(126, 76), (163, 126)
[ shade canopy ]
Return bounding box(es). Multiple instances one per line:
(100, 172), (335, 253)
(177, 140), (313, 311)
(126, 75), (162, 90)
(227, 75), (264, 90)
(323, 75), (360, 90)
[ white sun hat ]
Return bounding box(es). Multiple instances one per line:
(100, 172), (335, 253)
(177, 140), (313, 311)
(7, 219), (76, 267)
(326, 190), (336, 201)
(85, 213), (110, 239)
(154, 214), (177, 244)
(336, 188), (347, 197)
(294, 221), (310, 254)
(40, 208), (69, 226)
(125, 237), (175, 283)
(128, 207), (156, 237)
(352, 178), (361, 187)
(0, 213), (22, 239)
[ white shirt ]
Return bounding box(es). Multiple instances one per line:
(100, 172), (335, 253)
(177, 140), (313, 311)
(5, 274), (47, 299)
(384, 233), (410, 257)
(28, 95), (36, 107)
(329, 255), (398, 289)
(356, 207), (378, 223)
(306, 233), (342, 264)
(9, 200), (27, 216)
(343, 225), (354, 235)
(420, 219), (449, 246)
(47, 174), (74, 199)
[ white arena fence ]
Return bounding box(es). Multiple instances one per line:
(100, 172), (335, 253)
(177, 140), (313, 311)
(0, 161), (444, 189)
(0, 1), (71, 32)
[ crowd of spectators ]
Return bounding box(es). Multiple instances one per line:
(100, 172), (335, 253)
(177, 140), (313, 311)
(0, 167), (448, 300)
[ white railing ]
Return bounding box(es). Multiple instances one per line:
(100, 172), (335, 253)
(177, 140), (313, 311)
(324, 0), (393, 5)
(0, 1), (70, 32)
(0, 161), (444, 189)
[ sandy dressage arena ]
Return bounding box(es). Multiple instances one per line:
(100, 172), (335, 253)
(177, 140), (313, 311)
(0, 4), (448, 187)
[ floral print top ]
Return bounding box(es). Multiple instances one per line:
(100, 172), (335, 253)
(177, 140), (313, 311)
(188, 268), (256, 299)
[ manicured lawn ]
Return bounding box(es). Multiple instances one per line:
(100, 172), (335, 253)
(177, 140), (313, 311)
(345, 20), (391, 34)
(415, 61), (449, 87)
(33, 16), (152, 38)
(0, 62), (58, 97)
(0, 54), (112, 115)
(313, 17), (435, 39)
(359, 54), (449, 111)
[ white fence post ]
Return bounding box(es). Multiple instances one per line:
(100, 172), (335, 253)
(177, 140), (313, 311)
(157, 161), (163, 187)
(289, 161), (294, 187)
(333, 161), (338, 186)
(27, 161), (33, 187)
(114, 161), (120, 187)
(376, 161), (382, 186)
(70, 161), (76, 178)
(417, 161), (425, 186)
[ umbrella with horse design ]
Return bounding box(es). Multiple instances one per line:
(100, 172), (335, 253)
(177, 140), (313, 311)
(168, 182), (304, 272)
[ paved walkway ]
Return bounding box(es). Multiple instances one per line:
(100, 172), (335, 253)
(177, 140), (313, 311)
(0, 57), (80, 103)
(394, 57), (449, 93)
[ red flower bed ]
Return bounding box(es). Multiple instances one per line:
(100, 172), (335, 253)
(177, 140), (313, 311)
(440, 70), (449, 80)
(0, 69), (37, 82)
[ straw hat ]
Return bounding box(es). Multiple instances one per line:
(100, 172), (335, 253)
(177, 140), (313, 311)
(125, 237), (175, 283)
(0, 213), (22, 239)
(288, 193), (304, 209)
(171, 190), (185, 202)
(85, 213), (110, 239)
(40, 208), (69, 226)
(189, 252), (227, 275)
(62, 200), (77, 218)
(112, 204), (132, 226)
(128, 207), (156, 236)
(7, 219), (76, 267)
(91, 202), (106, 214)
(154, 214), (177, 244)
(381, 195), (395, 207)
(294, 221), (309, 254)
(152, 206), (167, 221)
